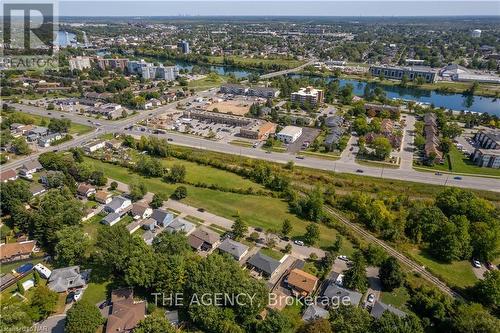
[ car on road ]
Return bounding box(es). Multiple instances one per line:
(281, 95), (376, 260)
(167, 138), (173, 142)
(454, 176), (463, 180)
(349, 147), (354, 151)
(95, 123), (101, 126)
(87, 119), (92, 122)
(73, 289), (83, 301)
(60, 114), (65, 117)
(472, 259), (481, 268)
(435, 172), (442, 176)
(356, 169), (364, 173)
(197, 208), (205, 212)
(265, 151), (271, 154)
(47, 112), (51, 115)
(296, 156), (305, 160)
(294, 240), (304, 246)
(253, 142), (259, 148)
(367, 294), (375, 303)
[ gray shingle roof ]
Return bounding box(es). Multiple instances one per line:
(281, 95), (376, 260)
(218, 239), (249, 259)
(302, 304), (329, 321)
(322, 283), (362, 306)
(247, 251), (281, 276)
(166, 218), (195, 234)
(151, 209), (173, 224)
(48, 266), (89, 293)
(105, 196), (130, 212)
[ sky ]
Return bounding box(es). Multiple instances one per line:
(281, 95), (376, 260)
(53, 1), (500, 17)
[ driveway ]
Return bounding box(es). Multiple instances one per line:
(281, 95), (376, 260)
(33, 314), (66, 333)
(339, 135), (358, 162)
(287, 127), (320, 153)
(472, 265), (488, 280)
(399, 114), (416, 170)
(365, 266), (382, 306)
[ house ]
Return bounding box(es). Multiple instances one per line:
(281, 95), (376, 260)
(102, 213), (122, 226)
(142, 218), (157, 231)
(302, 304), (329, 321)
(38, 133), (62, 147)
(187, 227), (221, 251)
(0, 241), (37, 263)
(126, 219), (143, 234)
(29, 183), (46, 196)
(142, 230), (155, 245)
(247, 251), (281, 278)
(105, 139), (123, 150)
(151, 209), (174, 227)
(18, 160), (43, 177)
(218, 239), (249, 261)
(165, 310), (179, 326)
(28, 126), (49, 138)
(83, 140), (106, 153)
(40, 170), (63, 187)
(287, 269), (319, 297)
(322, 283), (362, 307)
(106, 288), (146, 333)
(77, 183), (97, 198)
(95, 190), (112, 204)
(104, 196), (132, 214)
(165, 218), (195, 235)
(48, 266), (90, 293)
(130, 202), (153, 220)
(370, 301), (406, 319)
(0, 169), (18, 183)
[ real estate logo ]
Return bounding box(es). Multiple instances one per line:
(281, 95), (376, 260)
(2, 1), (59, 70)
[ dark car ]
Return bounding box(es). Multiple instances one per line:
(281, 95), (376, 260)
(47, 112), (51, 115)
(356, 169), (364, 173)
(66, 292), (75, 304)
(435, 172), (442, 176)
(296, 156), (305, 160)
(167, 138), (173, 142)
(454, 176), (463, 180)
(197, 208), (205, 212)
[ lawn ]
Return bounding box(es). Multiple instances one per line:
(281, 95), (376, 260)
(259, 247), (284, 261)
(407, 248), (478, 288)
(83, 157), (355, 250)
(298, 150), (340, 160)
(380, 287), (410, 309)
(188, 74), (227, 91)
(82, 280), (111, 305)
(230, 140), (254, 148)
(418, 146), (500, 177)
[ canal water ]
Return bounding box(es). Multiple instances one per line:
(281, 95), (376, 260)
(175, 61), (499, 115)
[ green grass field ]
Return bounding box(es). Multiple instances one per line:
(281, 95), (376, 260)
(83, 157), (355, 251)
(417, 146), (500, 178)
(188, 74), (227, 91)
(380, 287), (410, 309)
(259, 247), (284, 260)
(407, 248), (478, 288)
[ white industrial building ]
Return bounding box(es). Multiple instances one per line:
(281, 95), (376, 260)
(277, 126), (302, 143)
(471, 29), (482, 38)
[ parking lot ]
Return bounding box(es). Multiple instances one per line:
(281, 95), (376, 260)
(287, 127), (320, 153)
(175, 119), (241, 141)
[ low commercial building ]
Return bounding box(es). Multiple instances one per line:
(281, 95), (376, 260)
(277, 126), (302, 143)
(369, 65), (437, 83)
(239, 121), (277, 140)
(471, 149), (500, 168)
(452, 73), (500, 84)
(291, 87), (324, 106)
(247, 87), (280, 98)
(220, 84), (248, 95)
(83, 140), (106, 153)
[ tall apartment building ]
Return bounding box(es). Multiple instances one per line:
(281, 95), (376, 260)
(291, 87), (324, 106)
(69, 56), (92, 71)
(369, 65), (437, 83)
(127, 59), (150, 75)
(177, 40), (190, 54)
(95, 58), (129, 71)
(142, 65), (178, 81)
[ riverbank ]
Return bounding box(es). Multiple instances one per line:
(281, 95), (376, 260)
(297, 70), (500, 98)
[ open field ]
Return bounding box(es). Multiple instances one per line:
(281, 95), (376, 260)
(83, 157), (355, 252)
(3, 111), (93, 136)
(207, 100), (251, 115)
(188, 75), (227, 91)
(415, 146), (500, 178)
(406, 248), (478, 288)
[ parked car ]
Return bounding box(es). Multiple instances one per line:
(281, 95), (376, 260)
(486, 262), (495, 270)
(472, 259), (482, 268)
(338, 255), (349, 261)
(73, 289), (83, 301)
(99, 300), (109, 309)
(294, 240), (304, 246)
(197, 208), (205, 212)
(66, 292), (75, 304)
(367, 294), (375, 303)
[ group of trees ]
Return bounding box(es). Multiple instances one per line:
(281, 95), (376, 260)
(339, 187), (499, 264)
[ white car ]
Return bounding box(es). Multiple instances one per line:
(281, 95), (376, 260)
(472, 259), (482, 268)
(367, 293), (375, 303)
(73, 289), (83, 301)
(294, 240), (304, 246)
(338, 255), (349, 261)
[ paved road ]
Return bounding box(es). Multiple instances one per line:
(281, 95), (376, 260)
(8, 98), (500, 192)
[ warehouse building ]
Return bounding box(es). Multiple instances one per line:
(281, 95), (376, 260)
(369, 65), (437, 83)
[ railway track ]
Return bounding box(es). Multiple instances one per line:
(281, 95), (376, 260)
(324, 206), (462, 299)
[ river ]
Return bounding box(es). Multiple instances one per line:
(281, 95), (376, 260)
(55, 31), (77, 47)
(174, 61), (499, 116)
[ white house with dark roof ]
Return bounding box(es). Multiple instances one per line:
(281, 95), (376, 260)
(19, 160), (43, 177)
(104, 196), (132, 214)
(151, 209), (174, 227)
(102, 213), (122, 226)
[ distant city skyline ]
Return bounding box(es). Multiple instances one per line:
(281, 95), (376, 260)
(53, 1), (500, 17)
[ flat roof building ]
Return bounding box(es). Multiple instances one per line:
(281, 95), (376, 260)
(277, 126), (302, 143)
(369, 65), (437, 83)
(291, 87), (324, 106)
